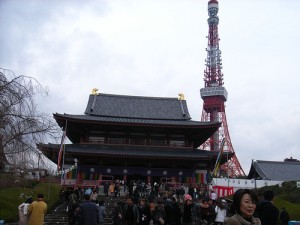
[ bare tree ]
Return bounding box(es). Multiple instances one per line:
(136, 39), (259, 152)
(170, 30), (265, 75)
(0, 68), (60, 170)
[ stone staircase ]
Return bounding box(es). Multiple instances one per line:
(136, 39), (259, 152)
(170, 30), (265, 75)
(43, 195), (122, 225)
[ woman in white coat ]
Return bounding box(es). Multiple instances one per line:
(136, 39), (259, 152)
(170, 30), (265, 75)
(18, 197), (33, 225)
(215, 199), (227, 225)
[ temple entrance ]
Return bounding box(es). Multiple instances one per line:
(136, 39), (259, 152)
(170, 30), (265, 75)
(126, 174), (147, 183)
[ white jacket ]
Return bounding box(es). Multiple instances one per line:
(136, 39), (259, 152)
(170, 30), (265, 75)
(215, 206), (227, 222)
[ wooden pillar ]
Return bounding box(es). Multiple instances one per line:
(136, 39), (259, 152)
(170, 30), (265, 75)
(147, 175), (151, 184)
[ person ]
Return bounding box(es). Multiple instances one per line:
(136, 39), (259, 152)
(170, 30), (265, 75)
(67, 190), (78, 224)
(28, 193), (48, 225)
(208, 198), (217, 224)
(123, 196), (140, 225)
(171, 197), (182, 225)
(138, 198), (151, 225)
(77, 193), (100, 225)
(109, 182), (115, 197)
(18, 197), (33, 225)
(164, 198), (175, 225)
(278, 207), (290, 225)
(182, 196), (194, 225)
(91, 189), (98, 202)
(152, 200), (166, 225)
(85, 187), (92, 196)
(104, 181), (109, 196)
(200, 197), (211, 224)
(224, 189), (260, 225)
(69, 203), (80, 225)
(254, 190), (279, 225)
(214, 199), (227, 225)
(111, 201), (124, 225)
(98, 199), (107, 225)
(210, 191), (217, 204)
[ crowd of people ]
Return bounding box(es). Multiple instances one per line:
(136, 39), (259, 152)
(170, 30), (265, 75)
(17, 180), (291, 225)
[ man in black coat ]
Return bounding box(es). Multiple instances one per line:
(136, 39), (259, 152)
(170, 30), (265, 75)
(77, 194), (100, 225)
(123, 196), (140, 225)
(255, 190), (279, 225)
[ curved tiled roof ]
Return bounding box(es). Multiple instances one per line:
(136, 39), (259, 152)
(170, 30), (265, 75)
(248, 160), (300, 181)
(54, 113), (220, 128)
(84, 93), (191, 120)
(39, 143), (233, 162)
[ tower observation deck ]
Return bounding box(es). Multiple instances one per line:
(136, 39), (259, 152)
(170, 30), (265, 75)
(200, 0), (245, 177)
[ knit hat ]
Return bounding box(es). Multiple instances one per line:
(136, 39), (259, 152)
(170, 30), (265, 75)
(37, 193), (44, 199)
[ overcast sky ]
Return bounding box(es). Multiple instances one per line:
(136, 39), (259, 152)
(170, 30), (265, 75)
(1, 0), (300, 174)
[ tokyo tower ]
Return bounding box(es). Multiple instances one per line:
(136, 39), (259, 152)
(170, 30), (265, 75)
(200, 0), (245, 177)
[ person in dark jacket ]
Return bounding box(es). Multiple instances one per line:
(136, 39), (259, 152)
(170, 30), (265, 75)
(254, 190), (279, 225)
(103, 181), (109, 196)
(171, 197), (182, 225)
(77, 194), (100, 225)
(278, 207), (290, 225)
(164, 198), (175, 225)
(182, 196), (194, 225)
(138, 199), (151, 225)
(98, 199), (107, 225)
(111, 201), (124, 225)
(123, 196), (140, 225)
(152, 200), (166, 225)
(200, 197), (211, 223)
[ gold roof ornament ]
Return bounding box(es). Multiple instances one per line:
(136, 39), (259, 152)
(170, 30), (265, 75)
(178, 93), (185, 100)
(92, 88), (98, 95)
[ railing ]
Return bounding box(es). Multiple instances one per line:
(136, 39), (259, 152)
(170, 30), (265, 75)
(81, 138), (192, 148)
(60, 178), (114, 188)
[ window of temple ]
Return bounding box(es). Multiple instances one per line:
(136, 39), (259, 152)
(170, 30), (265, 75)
(149, 139), (166, 146)
(129, 137), (146, 145)
(89, 136), (105, 143)
(108, 137), (124, 144)
(169, 139), (185, 147)
(169, 134), (186, 147)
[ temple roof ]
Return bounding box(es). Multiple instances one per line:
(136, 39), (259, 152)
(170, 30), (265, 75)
(54, 113), (220, 127)
(247, 160), (300, 181)
(84, 93), (191, 120)
(38, 143), (233, 165)
(53, 93), (221, 146)
(53, 113), (220, 147)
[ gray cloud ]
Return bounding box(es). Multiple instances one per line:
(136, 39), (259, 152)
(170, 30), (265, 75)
(1, 0), (300, 173)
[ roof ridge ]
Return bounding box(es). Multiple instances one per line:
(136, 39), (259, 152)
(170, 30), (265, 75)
(94, 93), (180, 100)
(257, 160), (300, 164)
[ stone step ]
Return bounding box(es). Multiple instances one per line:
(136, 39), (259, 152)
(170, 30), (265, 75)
(42, 195), (122, 225)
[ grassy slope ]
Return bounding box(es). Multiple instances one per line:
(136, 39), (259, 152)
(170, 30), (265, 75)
(0, 181), (61, 222)
(274, 197), (300, 220)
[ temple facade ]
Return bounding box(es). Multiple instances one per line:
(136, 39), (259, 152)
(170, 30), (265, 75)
(39, 92), (231, 187)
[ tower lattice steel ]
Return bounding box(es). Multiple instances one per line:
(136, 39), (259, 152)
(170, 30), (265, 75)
(200, 0), (245, 177)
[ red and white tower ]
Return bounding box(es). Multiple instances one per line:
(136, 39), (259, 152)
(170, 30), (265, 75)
(200, 0), (245, 177)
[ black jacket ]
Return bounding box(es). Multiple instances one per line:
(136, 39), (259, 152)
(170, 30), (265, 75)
(255, 201), (279, 225)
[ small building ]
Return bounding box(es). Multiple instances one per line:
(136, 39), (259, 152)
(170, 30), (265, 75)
(39, 92), (232, 187)
(247, 159), (300, 182)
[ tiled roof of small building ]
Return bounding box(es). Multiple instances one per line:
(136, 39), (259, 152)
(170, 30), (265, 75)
(84, 93), (191, 120)
(248, 160), (300, 181)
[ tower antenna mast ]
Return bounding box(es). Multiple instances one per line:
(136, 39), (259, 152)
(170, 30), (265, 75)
(200, 0), (245, 177)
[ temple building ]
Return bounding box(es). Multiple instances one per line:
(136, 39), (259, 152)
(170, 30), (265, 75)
(39, 91), (232, 187)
